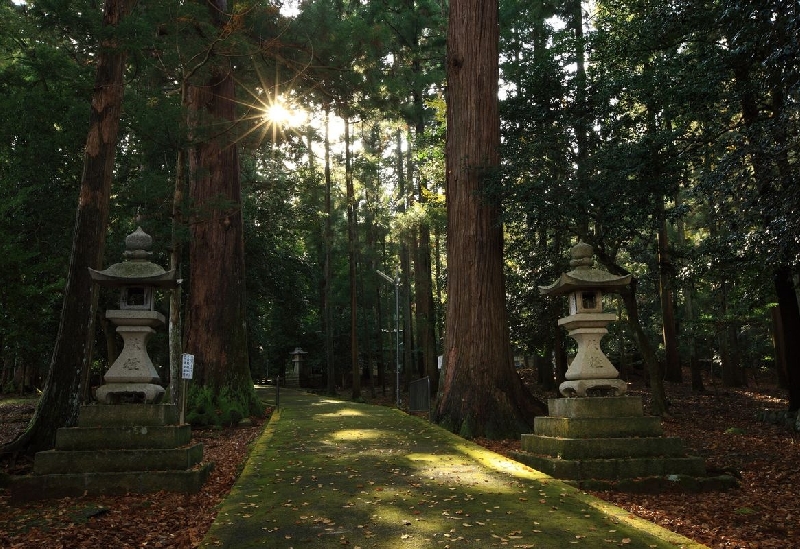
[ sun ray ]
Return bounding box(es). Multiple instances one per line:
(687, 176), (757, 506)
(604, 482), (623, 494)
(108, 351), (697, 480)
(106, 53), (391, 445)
(228, 62), (308, 151)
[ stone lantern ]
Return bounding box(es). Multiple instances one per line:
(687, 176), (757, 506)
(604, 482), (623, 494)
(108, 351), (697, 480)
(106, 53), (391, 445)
(89, 227), (177, 404)
(287, 347), (307, 387)
(539, 242), (630, 397)
(512, 241), (712, 488)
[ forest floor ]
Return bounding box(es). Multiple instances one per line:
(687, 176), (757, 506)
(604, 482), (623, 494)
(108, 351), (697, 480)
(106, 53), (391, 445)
(0, 369), (796, 548)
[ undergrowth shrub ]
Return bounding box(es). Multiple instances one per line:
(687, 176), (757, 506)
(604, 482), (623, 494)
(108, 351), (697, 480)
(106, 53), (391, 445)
(186, 384), (263, 428)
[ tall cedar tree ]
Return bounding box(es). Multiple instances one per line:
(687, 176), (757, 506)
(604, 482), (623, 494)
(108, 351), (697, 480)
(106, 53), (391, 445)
(435, 0), (545, 438)
(2, 0), (135, 453)
(183, 0), (256, 413)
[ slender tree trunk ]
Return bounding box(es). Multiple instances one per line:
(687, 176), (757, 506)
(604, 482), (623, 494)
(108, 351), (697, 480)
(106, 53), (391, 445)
(619, 281), (670, 415)
(344, 116), (360, 399)
(717, 281), (744, 388)
(677, 192), (704, 392)
(554, 325), (568, 389)
(435, 0), (545, 438)
(774, 268), (800, 411)
(416, 222), (438, 390)
(595, 246), (670, 415)
(686, 282), (705, 392)
(658, 209), (681, 382)
(401, 242), (413, 388)
(2, 0), (134, 454)
(570, 0), (590, 237)
(375, 300), (385, 396)
(771, 305), (788, 388)
(412, 121), (439, 394)
(100, 314), (119, 370)
(324, 106), (335, 395)
(395, 129), (414, 391)
(169, 80), (188, 407)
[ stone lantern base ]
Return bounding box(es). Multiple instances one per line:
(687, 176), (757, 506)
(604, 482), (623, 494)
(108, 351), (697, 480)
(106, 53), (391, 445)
(97, 310), (166, 404)
(9, 404), (211, 501)
(510, 396), (735, 491)
(96, 382), (165, 404)
(559, 377), (628, 397)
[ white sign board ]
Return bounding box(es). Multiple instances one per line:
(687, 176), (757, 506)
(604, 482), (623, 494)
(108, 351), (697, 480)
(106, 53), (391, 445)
(181, 354), (194, 380)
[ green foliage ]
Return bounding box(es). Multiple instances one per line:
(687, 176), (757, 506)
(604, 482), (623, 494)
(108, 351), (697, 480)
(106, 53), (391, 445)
(185, 383), (262, 428)
(0, 0), (94, 383)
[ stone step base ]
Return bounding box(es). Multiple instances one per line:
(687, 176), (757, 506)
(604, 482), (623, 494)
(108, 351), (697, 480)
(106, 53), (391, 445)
(33, 444), (203, 475)
(511, 451), (706, 481)
(521, 434), (684, 459)
(548, 396), (644, 418)
(56, 425), (191, 450)
(534, 416), (662, 438)
(78, 403), (178, 427)
(9, 462), (213, 502)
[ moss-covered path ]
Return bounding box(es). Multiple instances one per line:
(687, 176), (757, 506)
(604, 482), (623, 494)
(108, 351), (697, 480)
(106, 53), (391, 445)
(201, 390), (704, 549)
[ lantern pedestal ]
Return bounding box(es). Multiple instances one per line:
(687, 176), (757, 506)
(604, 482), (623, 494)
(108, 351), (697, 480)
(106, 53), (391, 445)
(558, 313), (627, 397)
(96, 310), (166, 404)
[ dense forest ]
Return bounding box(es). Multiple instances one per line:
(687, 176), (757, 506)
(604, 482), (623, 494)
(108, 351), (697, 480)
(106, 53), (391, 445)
(1, 0), (798, 442)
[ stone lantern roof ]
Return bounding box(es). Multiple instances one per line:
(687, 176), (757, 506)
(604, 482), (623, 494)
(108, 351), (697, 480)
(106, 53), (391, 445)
(89, 227), (177, 288)
(538, 241), (630, 296)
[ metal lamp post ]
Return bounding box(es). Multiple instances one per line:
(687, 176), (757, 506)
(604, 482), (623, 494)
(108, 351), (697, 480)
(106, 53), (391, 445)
(376, 269), (400, 406)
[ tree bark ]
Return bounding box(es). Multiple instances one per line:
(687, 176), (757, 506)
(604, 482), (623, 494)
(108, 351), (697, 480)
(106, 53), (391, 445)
(412, 126), (439, 394)
(416, 220), (439, 391)
(184, 2), (255, 415)
(717, 281), (744, 388)
(619, 281), (670, 415)
(2, 0), (134, 454)
(685, 283), (705, 392)
(344, 116), (361, 399)
(169, 80), (188, 407)
(771, 305), (788, 389)
(774, 268), (800, 411)
(435, 0), (545, 438)
(658, 210), (682, 382)
(324, 105), (336, 395)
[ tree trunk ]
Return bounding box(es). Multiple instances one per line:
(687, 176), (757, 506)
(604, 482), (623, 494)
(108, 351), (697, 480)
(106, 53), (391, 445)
(2, 0), (134, 454)
(677, 195), (704, 393)
(344, 116), (361, 400)
(717, 281), (744, 388)
(184, 6), (255, 416)
(324, 105), (335, 395)
(594, 247), (669, 415)
(774, 268), (800, 411)
(685, 283), (705, 392)
(658, 210), (682, 382)
(570, 0), (589, 237)
(169, 81), (188, 407)
(554, 324), (568, 389)
(771, 305), (788, 388)
(618, 281), (670, 415)
(413, 128), (439, 394)
(435, 0), (545, 438)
